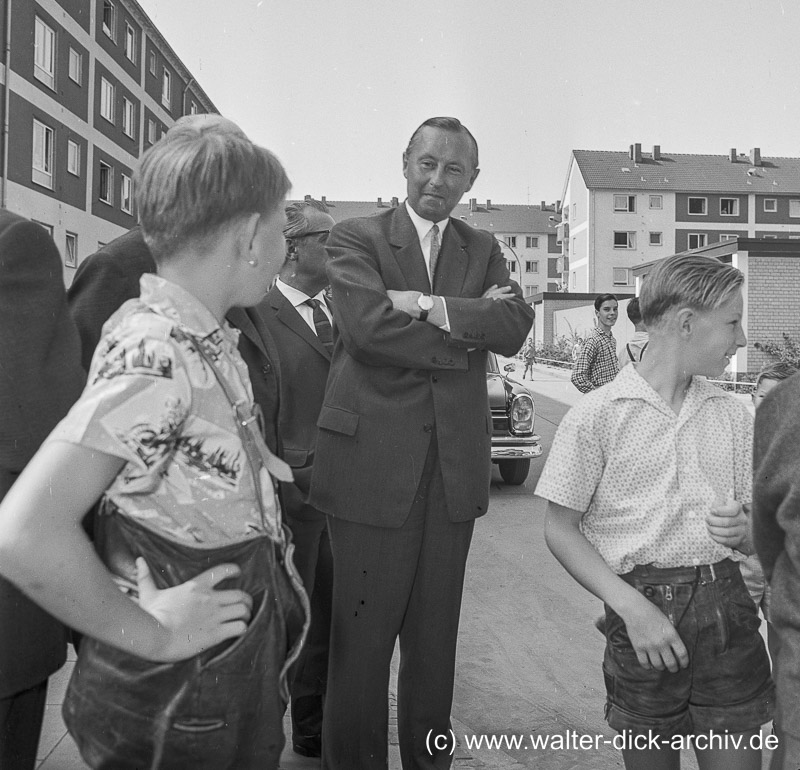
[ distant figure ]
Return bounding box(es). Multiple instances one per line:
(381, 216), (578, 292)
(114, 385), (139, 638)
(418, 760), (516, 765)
(522, 338), (536, 379)
(262, 199), (336, 759)
(571, 293), (619, 392)
(0, 211), (86, 770)
(618, 297), (649, 369)
(0, 117), (307, 769)
(309, 116), (533, 768)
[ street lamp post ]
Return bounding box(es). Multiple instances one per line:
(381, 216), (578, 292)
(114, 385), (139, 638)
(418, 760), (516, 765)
(496, 237), (523, 283)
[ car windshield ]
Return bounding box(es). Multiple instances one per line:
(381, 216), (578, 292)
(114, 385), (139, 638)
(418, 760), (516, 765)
(486, 352), (499, 374)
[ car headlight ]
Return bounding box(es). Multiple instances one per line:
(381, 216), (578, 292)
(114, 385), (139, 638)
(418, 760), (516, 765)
(509, 394), (533, 434)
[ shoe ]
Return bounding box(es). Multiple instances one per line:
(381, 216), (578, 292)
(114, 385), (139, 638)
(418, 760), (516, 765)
(293, 734), (322, 758)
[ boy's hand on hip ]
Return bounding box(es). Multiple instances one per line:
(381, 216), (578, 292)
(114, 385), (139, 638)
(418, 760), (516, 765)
(706, 496), (749, 551)
(623, 593), (689, 673)
(137, 558), (254, 662)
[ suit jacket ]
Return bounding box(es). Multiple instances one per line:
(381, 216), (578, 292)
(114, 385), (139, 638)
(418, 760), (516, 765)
(67, 228), (282, 454)
(308, 205), (534, 526)
(0, 211), (85, 696)
(261, 286), (331, 519)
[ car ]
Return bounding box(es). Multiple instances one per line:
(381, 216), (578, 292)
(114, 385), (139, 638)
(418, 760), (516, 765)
(487, 351), (542, 485)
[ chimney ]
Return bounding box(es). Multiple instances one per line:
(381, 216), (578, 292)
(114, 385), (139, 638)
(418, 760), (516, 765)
(556, 199), (561, 211)
(321, 195), (327, 205)
(750, 147), (762, 166)
(391, 197), (399, 207)
(541, 200), (546, 210)
(729, 148), (737, 163)
(304, 194), (311, 201)
(469, 198), (477, 212)
(486, 199), (492, 210)
(377, 197), (383, 207)
(629, 143), (642, 163)
(652, 145), (661, 161)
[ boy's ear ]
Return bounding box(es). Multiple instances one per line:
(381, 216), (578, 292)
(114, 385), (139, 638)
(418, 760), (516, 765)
(241, 212), (262, 257)
(675, 307), (696, 338)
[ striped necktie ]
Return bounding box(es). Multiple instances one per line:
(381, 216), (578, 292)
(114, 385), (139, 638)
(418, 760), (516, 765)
(305, 298), (333, 351)
(429, 224), (440, 287)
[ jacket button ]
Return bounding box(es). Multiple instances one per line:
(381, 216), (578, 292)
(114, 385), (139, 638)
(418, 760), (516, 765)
(423, 423), (433, 433)
(261, 364), (271, 375)
(432, 376), (439, 383)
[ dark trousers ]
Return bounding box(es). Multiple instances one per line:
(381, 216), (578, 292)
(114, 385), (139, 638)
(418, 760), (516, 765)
(0, 679), (48, 770)
(285, 510), (333, 739)
(322, 438), (474, 770)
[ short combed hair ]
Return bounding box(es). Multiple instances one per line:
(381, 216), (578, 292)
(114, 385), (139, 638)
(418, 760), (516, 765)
(594, 293), (617, 311)
(639, 253), (744, 327)
(756, 360), (798, 388)
(135, 117), (291, 258)
(626, 297), (643, 325)
(405, 117), (479, 169)
(283, 199), (330, 238)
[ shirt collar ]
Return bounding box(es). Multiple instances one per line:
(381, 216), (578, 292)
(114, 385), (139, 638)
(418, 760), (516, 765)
(274, 277), (327, 308)
(405, 200), (450, 243)
(138, 273), (239, 352)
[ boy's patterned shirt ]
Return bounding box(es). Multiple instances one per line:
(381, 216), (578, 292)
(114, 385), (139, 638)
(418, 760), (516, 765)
(572, 327), (619, 393)
(536, 364), (752, 574)
(48, 274), (282, 547)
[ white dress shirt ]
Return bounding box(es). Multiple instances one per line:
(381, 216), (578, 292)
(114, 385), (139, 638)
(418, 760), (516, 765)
(274, 277), (332, 335)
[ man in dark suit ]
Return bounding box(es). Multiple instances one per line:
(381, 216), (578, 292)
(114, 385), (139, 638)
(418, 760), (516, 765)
(0, 211), (86, 769)
(261, 199), (336, 758)
(309, 117), (534, 769)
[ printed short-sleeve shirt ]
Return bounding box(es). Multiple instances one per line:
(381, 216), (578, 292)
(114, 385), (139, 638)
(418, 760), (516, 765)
(48, 274), (281, 548)
(571, 327), (619, 393)
(536, 363), (753, 574)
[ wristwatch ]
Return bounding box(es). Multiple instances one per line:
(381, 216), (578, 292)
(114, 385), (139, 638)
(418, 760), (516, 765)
(417, 293), (435, 322)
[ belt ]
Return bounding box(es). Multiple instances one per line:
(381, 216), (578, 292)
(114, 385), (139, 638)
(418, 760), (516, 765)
(622, 558), (737, 585)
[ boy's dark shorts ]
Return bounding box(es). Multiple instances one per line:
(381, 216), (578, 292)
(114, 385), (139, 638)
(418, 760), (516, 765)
(602, 558), (775, 737)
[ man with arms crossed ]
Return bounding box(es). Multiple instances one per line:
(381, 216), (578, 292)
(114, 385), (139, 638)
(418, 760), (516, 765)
(310, 117), (534, 769)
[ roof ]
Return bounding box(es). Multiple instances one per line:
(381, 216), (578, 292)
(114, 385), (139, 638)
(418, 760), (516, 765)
(294, 199), (561, 234)
(572, 150), (800, 194)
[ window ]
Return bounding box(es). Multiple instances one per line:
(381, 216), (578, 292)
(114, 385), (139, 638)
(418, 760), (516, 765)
(571, 271), (576, 289)
(613, 231), (635, 249)
(571, 203), (576, 220)
(147, 118), (156, 144)
(68, 48), (82, 84)
(148, 50), (156, 75)
(649, 232), (662, 246)
(99, 162), (113, 204)
(763, 235), (778, 240)
(121, 173), (133, 213)
(32, 120), (54, 189)
(32, 220), (53, 237)
(34, 17), (55, 89)
(613, 268), (631, 286)
(525, 236), (539, 248)
(190, 101), (198, 115)
(67, 139), (80, 176)
(613, 195), (635, 212)
(100, 78), (115, 122)
(507, 260), (516, 273)
(719, 234), (738, 242)
(122, 97), (135, 138)
(764, 198), (777, 213)
(161, 69), (171, 107)
(688, 233), (707, 249)
(649, 195), (663, 210)
(124, 23), (136, 62)
(102, 1), (115, 38)
(688, 197), (707, 215)
(790, 200), (800, 218)
(65, 232), (78, 268)
(720, 198), (739, 216)
(506, 236), (517, 248)
(525, 261), (539, 273)
(527, 285), (539, 296)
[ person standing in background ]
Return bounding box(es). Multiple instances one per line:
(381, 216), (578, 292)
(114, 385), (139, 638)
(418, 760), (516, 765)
(0, 211), (86, 769)
(618, 297), (649, 370)
(571, 293), (619, 392)
(522, 338), (536, 379)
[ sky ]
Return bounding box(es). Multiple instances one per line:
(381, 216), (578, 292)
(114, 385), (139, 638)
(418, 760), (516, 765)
(138, 0), (800, 206)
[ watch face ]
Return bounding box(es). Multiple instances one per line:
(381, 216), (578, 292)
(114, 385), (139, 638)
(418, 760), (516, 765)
(418, 294), (435, 311)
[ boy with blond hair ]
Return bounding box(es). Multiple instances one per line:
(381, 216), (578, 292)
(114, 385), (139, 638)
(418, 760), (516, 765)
(539, 253), (774, 770)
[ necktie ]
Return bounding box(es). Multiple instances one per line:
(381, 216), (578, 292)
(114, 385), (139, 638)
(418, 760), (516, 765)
(305, 298), (333, 351)
(429, 224), (440, 287)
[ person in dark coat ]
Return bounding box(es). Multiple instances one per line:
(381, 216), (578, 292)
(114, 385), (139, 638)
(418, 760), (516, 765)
(0, 210), (86, 769)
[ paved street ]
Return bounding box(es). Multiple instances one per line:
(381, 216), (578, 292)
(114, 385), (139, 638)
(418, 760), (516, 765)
(35, 363), (770, 769)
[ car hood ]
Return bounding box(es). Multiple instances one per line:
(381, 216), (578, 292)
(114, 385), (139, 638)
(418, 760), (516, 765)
(487, 373), (510, 408)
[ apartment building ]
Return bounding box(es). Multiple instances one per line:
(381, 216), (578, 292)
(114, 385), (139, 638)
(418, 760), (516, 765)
(1, 0), (215, 285)
(559, 143), (800, 294)
(303, 195), (562, 299)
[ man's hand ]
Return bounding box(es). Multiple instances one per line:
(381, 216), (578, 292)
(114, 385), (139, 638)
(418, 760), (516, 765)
(386, 289), (421, 318)
(706, 496), (751, 553)
(620, 592), (689, 672)
(482, 284), (515, 301)
(137, 558), (254, 662)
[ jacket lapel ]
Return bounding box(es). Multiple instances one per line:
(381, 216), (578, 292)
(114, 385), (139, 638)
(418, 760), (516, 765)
(389, 205), (432, 292)
(270, 288), (332, 362)
(433, 221), (469, 296)
(226, 306), (268, 359)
